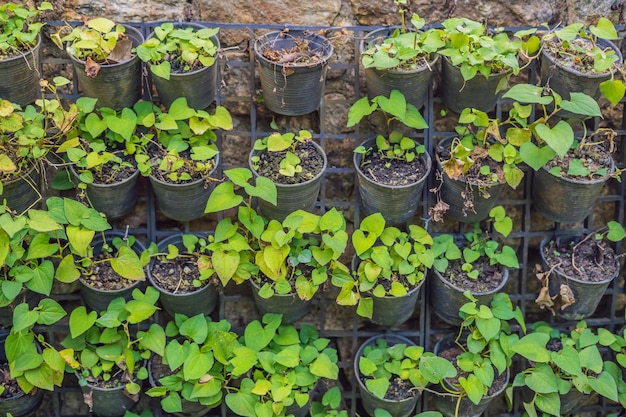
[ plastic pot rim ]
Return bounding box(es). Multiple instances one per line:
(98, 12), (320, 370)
(254, 30), (334, 68)
(67, 24), (143, 68)
(353, 137), (433, 190)
(541, 38), (622, 79)
(0, 34), (41, 64)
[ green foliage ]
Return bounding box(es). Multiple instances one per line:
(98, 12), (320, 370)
(448, 292), (525, 405)
(251, 130), (312, 178)
(510, 321), (626, 415)
(542, 18), (626, 106)
(4, 298), (67, 393)
(0, 2), (52, 58)
(146, 234), (215, 289)
(310, 387), (347, 417)
(435, 18), (539, 84)
(431, 206), (519, 279)
(145, 313), (238, 413)
(334, 212), (433, 319)
(348, 90), (427, 168)
(358, 337), (456, 400)
(1, 78), (80, 194)
(149, 97), (232, 182)
(225, 313), (339, 417)
(136, 22), (219, 80)
(61, 287), (164, 395)
(203, 167), (277, 287)
(52, 17), (132, 64)
(361, 13), (444, 71)
(253, 208), (349, 300)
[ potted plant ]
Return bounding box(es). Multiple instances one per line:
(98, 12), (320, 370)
(60, 286), (165, 417)
(45, 197), (148, 312)
(0, 199), (68, 326)
(52, 17), (144, 110)
(143, 96), (233, 222)
(510, 320), (626, 415)
(434, 17), (539, 113)
(432, 83), (611, 224)
(433, 292), (525, 417)
(225, 313), (340, 417)
(428, 206), (519, 325)
(354, 334), (456, 417)
(57, 100), (155, 219)
(146, 313), (238, 415)
(310, 386), (347, 417)
(1, 78), (78, 214)
(501, 83), (617, 224)
(539, 18), (625, 107)
(136, 21), (220, 109)
(360, 6), (442, 109)
(146, 233), (219, 317)
(535, 221), (625, 320)
(0, 298), (67, 417)
(254, 28), (334, 116)
(249, 208), (348, 322)
(347, 89), (431, 226)
(332, 212), (433, 326)
(249, 129), (327, 221)
(0, 2), (52, 106)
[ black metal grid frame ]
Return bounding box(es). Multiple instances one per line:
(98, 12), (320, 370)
(33, 20), (626, 416)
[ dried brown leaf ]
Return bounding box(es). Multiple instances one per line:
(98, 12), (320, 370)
(84, 57), (100, 78)
(535, 285), (555, 314)
(108, 37), (132, 64)
(559, 284), (576, 310)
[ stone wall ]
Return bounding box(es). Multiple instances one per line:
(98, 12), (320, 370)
(45, 0), (619, 36)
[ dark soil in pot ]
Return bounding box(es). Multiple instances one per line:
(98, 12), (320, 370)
(79, 253), (137, 291)
(149, 147), (216, 184)
(88, 153), (138, 184)
(360, 374), (418, 401)
(542, 237), (618, 282)
(435, 144), (505, 187)
(543, 38), (614, 75)
(438, 344), (508, 397)
(360, 150), (429, 186)
(0, 364), (23, 399)
(253, 141), (324, 185)
(443, 258), (505, 293)
(541, 144), (613, 180)
(259, 34), (325, 65)
(150, 255), (214, 294)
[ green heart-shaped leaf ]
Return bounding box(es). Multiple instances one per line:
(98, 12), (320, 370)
(534, 121), (573, 158)
(69, 306), (97, 338)
(519, 142), (556, 171)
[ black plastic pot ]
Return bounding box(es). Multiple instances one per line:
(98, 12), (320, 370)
(250, 279), (312, 324)
(353, 256), (425, 327)
(147, 22), (219, 109)
(354, 138), (432, 226)
(0, 35), (41, 107)
(0, 331), (44, 417)
(532, 149), (614, 224)
(71, 166), (140, 220)
(147, 233), (218, 318)
(0, 290), (43, 329)
(80, 379), (139, 417)
(429, 266), (509, 326)
(354, 334), (420, 417)
(0, 162), (42, 214)
(433, 335), (510, 417)
(540, 38), (622, 105)
(249, 141), (326, 222)
(149, 154), (219, 222)
(435, 136), (504, 223)
(361, 27), (438, 110)
(254, 30), (333, 116)
(69, 24), (144, 110)
(540, 235), (618, 320)
(79, 232), (145, 312)
(440, 56), (510, 114)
